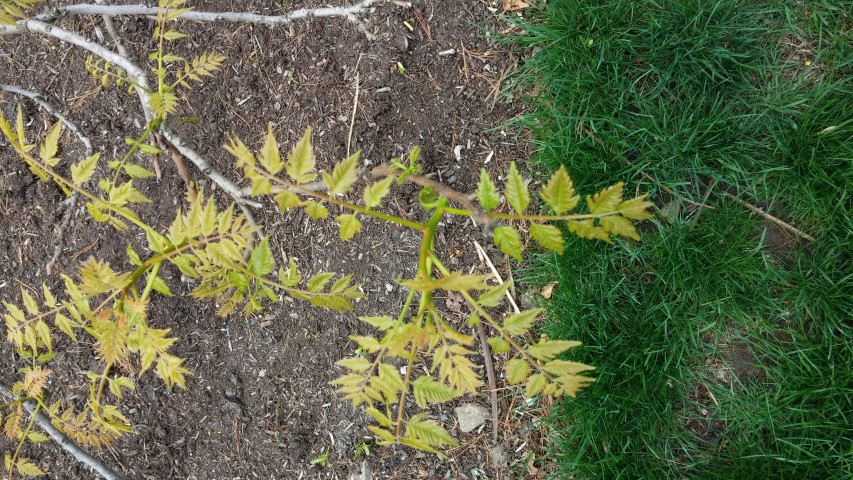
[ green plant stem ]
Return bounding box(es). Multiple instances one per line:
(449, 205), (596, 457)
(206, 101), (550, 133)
(140, 263), (162, 300)
(110, 118), (161, 192)
(9, 401), (41, 479)
(394, 343), (419, 437)
(428, 253), (557, 382)
(260, 170), (426, 231)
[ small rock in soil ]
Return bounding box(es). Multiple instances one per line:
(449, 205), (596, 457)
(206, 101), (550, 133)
(455, 403), (490, 433)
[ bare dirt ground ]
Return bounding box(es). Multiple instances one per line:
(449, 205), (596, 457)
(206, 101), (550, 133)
(0, 1), (547, 478)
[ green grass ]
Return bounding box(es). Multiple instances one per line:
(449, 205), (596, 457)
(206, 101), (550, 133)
(508, 0), (852, 478)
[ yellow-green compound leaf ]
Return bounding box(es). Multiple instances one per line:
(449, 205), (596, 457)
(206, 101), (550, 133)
(493, 225), (522, 261)
(275, 190), (302, 211)
(20, 288), (39, 315)
(526, 339), (582, 361)
(148, 91), (179, 117)
(336, 214), (361, 241)
(303, 200), (328, 220)
(616, 194), (654, 220)
(505, 358), (531, 385)
(336, 356), (371, 373)
(530, 223), (565, 253)
(411, 376), (460, 408)
(487, 337), (510, 354)
(364, 407), (393, 428)
(14, 458), (45, 477)
(476, 168), (500, 211)
(363, 177), (393, 208)
(505, 162), (530, 214)
(359, 315), (396, 331)
(323, 150), (360, 196)
(247, 237), (274, 276)
(568, 219), (611, 243)
(259, 124), (283, 175)
(39, 121), (62, 165)
(600, 215), (641, 241)
(540, 165), (579, 214)
(123, 163), (157, 179)
(162, 29), (189, 41)
(525, 373), (548, 398)
(350, 335), (381, 353)
(307, 272), (336, 292)
(285, 127), (317, 184)
(71, 152), (101, 186)
(406, 413), (457, 446)
(224, 132), (256, 168)
(78, 257), (132, 295)
(587, 182), (624, 214)
(477, 280), (512, 307)
(503, 308), (543, 336)
(368, 425), (397, 444)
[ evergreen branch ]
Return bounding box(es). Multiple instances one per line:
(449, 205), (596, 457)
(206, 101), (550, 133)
(0, 383), (125, 480)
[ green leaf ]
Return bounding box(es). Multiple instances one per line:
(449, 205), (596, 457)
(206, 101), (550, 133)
(503, 308), (543, 336)
(530, 223), (565, 253)
(137, 143), (163, 155)
(259, 124), (283, 175)
(477, 280), (511, 307)
(304, 200), (328, 220)
(587, 182), (624, 214)
(406, 414), (457, 446)
(336, 214), (361, 241)
(526, 339), (582, 362)
(148, 91), (179, 117)
(411, 376), (460, 408)
(363, 177), (393, 208)
(539, 165), (579, 214)
(285, 127), (317, 184)
(39, 121), (62, 165)
(163, 29), (190, 41)
(323, 150), (360, 196)
(493, 226), (522, 261)
(71, 152), (101, 185)
(364, 407), (392, 428)
(505, 162), (530, 214)
(14, 458), (44, 477)
(476, 169), (500, 211)
(247, 237), (274, 276)
(505, 358), (531, 385)
(307, 272), (336, 292)
(150, 275), (173, 296)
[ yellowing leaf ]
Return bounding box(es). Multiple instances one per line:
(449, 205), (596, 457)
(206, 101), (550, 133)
(406, 414), (458, 447)
(587, 182), (624, 214)
(568, 219), (611, 243)
(39, 121), (62, 165)
(411, 376), (460, 408)
(303, 201), (328, 219)
(505, 162), (530, 214)
(530, 223), (565, 253)
(476, 169), (501, 211)
(336, 214), (361, 241)
(505, 358), (530, 384)
(600, 215), (641, 241)
(359, 316), (396, 331)
(525, 373), (548, 398)
(540, 165), (579, 214)
(148, 91), (179, 117)
(285, 128), (317, 184)
(259, 124), (283, 175)
(526, 339), (582, 361)
(323, 150), (360, 196)
(477, 280), (512, 307)
(14, 458), (45, 477)
(275, 190), (302, 210)
(493, 225), (522, 261)
(350, 335), (381, 353)
(617, 194), (654, 220)
(122, 163), (156, 179)
(503, 308), (543, 336)
(336, 357), (371, 373)
(487, 337), (510, 354)
(71, 152), (101, 186)
(363, 177), (393, 208)
(162, 29), (189, 41)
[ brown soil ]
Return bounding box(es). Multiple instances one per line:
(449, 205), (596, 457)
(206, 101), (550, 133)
(0, 1), (541, 478)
